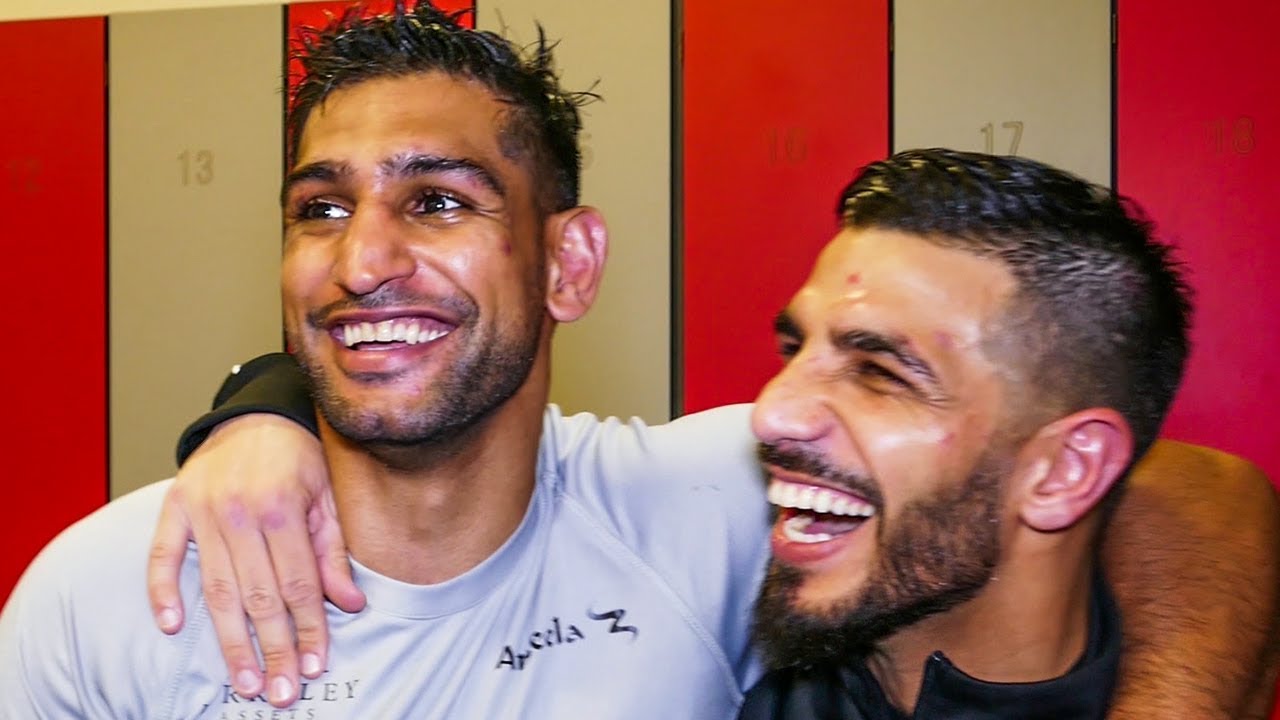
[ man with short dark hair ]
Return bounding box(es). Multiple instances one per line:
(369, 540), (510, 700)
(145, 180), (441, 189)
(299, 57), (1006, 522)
(742, 149), (1192, 718)
(3, 4), (1277, 720)
(0, 6), (767, 717)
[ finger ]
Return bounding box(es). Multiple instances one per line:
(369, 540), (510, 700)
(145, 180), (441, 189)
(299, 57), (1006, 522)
(311, 490), (365, 613)
(218, 501), (302, 708)
(261, 505), (329, 680)
(147, 489), (192, 634)
(189, 509), (265, 700)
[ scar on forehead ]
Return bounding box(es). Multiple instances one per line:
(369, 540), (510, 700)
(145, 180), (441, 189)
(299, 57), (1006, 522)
(846, 272), (861, 285)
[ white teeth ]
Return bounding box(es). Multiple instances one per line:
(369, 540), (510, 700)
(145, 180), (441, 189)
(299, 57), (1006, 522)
(831, 496), (849, 516)
(767, 479), (875, 518)
(337, 319), (452, 348)
(781, 483), (800, 508)
(796, 486), (816, 510)
(781, 515), (833, 544)
(813, 490), (833, 514)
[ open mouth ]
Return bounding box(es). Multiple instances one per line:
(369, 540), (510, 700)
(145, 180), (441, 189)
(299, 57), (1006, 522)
(768, 479), (876, 544)
(332, 317), (453, 350)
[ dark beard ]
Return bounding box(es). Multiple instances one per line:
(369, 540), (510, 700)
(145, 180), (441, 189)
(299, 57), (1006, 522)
(752, 459), (1003, 670)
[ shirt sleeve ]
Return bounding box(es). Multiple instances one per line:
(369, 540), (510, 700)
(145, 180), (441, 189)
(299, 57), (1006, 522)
(174, 351), (319, 466)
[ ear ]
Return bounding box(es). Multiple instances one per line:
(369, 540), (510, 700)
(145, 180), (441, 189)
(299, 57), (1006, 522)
(543, 206), (608, 323)
(1014, 408), (1134, 532)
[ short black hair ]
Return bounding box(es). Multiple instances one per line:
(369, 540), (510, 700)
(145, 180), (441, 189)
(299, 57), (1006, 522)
(838, 148), (1192, 460)
(288, 0), (594, 212)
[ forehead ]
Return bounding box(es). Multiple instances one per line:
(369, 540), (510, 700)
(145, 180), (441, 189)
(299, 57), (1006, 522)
(295, 72), (509, 166)
(792, 227), (1016, 344)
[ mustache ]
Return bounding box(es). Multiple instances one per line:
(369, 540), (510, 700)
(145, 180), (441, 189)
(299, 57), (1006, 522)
(305, 286), (476, 329)
(756, 442), (885, 508)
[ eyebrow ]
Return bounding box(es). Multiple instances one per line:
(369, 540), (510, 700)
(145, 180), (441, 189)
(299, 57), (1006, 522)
(279, 152), (505, 205)
(280, 161), (348, 206)
(380, 152), (505, 198)
(773, 310), (802, 339)
(832, 328), (942, 389)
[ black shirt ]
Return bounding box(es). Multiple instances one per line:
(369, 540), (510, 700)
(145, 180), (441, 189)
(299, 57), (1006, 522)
(739, 580), (1120, 720)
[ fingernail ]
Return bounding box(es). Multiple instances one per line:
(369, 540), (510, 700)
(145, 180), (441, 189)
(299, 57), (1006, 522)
(301, 652), (323, 677)
(270, 676), (293, 704)
(235, 669), (260, 695)
(157, 608), (180, 632)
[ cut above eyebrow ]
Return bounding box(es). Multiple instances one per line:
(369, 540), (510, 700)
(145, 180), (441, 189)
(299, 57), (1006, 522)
(832, 328), (942, 388)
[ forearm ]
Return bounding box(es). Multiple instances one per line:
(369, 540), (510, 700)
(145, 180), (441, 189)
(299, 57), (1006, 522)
(1102, 440), (1280, 719)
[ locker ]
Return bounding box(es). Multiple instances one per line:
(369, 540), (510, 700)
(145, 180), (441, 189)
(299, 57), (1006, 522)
(109, 6), (285, 496)
(681, 0), (890, 413)
(0, 16), (107, 606)
(482, 0), (673, 422)
(1117, 0), (1279, 487)
(893, 0), (1112, 186)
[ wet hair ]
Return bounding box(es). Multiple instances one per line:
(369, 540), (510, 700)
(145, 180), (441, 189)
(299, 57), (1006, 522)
(838, 148), (1192, 462)
(288, 0), (595, 212)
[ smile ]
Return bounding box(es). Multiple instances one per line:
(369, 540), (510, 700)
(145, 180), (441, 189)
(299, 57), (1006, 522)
(768, 479), (875, 546)
(335, 318), (453, 349)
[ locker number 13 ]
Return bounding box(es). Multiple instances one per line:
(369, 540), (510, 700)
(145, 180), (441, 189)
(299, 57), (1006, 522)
(178, 150), (215, 186)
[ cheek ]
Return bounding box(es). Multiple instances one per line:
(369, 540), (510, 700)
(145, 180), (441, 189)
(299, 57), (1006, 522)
(280, 245), (334, 324)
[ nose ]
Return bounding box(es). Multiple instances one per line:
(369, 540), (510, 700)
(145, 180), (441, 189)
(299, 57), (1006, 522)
(331, 207), (417, 296)
(751, 358), (836, 446)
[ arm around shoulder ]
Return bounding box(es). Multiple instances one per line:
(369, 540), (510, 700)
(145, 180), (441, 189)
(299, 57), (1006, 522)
(1102, 439), (1280, 719)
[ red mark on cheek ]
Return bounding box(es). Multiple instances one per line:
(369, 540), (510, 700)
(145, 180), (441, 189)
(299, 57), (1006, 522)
(846, 273), (861, 285)
(940, 431), (955, 445)
(502, 241), (513, 256)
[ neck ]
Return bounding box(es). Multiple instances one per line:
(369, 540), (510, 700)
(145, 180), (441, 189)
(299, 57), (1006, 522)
(867, 531), (1097, 713)
(322, 361), (549, 585)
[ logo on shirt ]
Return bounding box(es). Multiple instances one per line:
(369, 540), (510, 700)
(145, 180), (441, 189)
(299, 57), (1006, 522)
(202, 678), (359, 719)
(494, 607), (637, 671)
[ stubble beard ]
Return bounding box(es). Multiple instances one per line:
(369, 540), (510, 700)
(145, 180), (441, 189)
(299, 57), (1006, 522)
(293, 281), (545, 470)
(752, 457), (1004, 670)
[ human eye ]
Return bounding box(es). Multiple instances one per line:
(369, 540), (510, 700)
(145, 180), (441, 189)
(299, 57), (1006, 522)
(412, 190), (468, 215)
(856, 360), (912, 391)
(776, 336), (802, 362)
(294, 199), (351, 221)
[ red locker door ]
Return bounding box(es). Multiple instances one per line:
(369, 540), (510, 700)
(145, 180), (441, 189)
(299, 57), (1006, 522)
(680, 0), (890, 413)
(1117, 0), (1279, 488)
(0, 17), (107, 605)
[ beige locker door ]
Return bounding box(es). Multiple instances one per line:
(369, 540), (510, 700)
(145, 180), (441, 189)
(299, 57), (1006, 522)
(893, 0), (1112, 186)
(109, 5), (283, 496)
(480, 1), (671, 423)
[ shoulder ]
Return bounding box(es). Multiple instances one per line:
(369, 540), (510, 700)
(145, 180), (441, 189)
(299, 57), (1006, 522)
(537, 403), (767, 555)
(540, 403), (760, 493)
(1137, 439), (1271, 489)
(0, 479), (198, 716)
(538, 404), (771, 690)
(12, 479), (173, 592)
